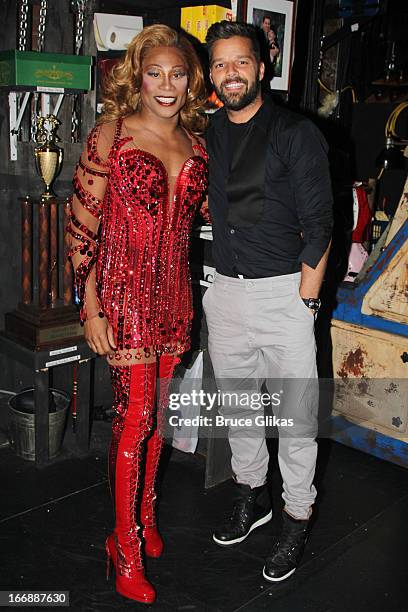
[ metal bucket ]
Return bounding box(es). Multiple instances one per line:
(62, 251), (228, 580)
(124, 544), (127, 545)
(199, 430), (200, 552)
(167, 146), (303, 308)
(8, 388), (70, 461)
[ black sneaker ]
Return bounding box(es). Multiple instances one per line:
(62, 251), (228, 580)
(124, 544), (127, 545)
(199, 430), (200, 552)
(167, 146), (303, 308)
(213, 483), (272, 546)
(263, 510), (310, 582)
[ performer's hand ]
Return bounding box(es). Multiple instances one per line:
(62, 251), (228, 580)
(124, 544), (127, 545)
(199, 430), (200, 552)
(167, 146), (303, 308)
(84, 316), (117, 355)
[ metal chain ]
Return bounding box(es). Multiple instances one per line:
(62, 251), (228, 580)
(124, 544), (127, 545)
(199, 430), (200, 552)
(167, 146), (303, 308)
(18, 0), (29, 51)
(74, 0), (86, 55)
(31, 93), (40, 142)
(71, 0), (87, 143)
(37, 0), (47, 52)
(71, 95), (80, 143)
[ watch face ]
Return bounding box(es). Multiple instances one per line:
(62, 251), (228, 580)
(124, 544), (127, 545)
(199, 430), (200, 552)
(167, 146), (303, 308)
(303, 298), (321, 311)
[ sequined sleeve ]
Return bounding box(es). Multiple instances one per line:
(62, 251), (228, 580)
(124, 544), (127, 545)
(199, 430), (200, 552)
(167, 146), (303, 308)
(191, 136), (211, 225)
(199, 198), (211, 225)
(67, 124), (110, 324)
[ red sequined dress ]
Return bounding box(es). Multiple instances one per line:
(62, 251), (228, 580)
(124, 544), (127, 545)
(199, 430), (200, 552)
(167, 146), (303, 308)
(68, 118), (208, 360)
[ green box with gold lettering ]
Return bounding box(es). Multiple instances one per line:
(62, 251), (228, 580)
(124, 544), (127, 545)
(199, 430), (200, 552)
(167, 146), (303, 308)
(0, 50), (92, 91)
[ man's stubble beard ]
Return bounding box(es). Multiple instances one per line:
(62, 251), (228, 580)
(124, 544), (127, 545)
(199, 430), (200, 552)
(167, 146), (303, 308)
(214, 72), (261, 112)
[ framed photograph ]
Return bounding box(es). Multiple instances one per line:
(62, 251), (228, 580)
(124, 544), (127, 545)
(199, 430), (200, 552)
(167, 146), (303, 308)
(246, 0), (296, 92)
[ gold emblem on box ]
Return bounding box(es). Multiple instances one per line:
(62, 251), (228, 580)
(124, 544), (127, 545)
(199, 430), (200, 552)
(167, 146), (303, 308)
(35, 64), (73, 83)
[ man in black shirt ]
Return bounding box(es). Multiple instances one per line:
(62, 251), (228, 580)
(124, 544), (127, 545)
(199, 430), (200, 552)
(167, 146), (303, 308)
(204, 21), (333, 583)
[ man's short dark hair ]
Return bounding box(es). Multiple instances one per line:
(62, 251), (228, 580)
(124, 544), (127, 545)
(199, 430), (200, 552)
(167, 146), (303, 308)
(262, 15), (271, 23)
(205, 20), (261, 64)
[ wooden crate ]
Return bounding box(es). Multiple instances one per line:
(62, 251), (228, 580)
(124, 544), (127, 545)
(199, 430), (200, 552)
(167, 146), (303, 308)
(331, 319), (408, 438)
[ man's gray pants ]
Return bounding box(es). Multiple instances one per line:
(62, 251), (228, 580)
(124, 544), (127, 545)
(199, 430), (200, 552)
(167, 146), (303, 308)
(203, 271), (318, 520)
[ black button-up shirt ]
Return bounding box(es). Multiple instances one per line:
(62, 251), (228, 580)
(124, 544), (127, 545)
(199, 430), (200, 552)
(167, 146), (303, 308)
(206, 96), (333, 278)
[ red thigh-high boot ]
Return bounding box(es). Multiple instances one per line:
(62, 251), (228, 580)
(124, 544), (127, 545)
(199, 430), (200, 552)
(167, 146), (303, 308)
(105, 363), (157, 604)
(141, 355), (180, 558)
(108, 367), (128, 506)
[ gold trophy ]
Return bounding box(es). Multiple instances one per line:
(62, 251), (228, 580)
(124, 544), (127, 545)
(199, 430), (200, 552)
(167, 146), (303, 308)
(34, 115), (63, 199)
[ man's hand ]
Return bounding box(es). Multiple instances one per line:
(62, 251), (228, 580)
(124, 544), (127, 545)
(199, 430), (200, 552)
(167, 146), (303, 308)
(84, 316), (116, 355)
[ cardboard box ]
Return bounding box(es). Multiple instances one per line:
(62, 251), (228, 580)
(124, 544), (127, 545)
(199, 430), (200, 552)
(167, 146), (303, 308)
(202, 5), (234, 41)
(180, 7), (194, 34)
(202, 5), (210, 41)
(192, 6), (205, 42)
(181, 5), (233, 42)
(206, 5), (233, 27)
(0, 50), (92, 91)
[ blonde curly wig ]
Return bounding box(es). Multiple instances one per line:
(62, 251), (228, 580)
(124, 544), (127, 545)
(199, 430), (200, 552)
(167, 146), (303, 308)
(99, 24), (207, 134)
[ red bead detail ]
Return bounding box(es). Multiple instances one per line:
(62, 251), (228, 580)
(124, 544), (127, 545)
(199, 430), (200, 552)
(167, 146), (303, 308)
(73, 175), (103, 219)
(78, 157), (109, 177)
(86, 125), (110, 168)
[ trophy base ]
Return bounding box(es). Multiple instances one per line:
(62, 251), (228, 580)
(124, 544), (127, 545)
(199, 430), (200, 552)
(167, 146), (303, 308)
(39, 192), (57, 200)
(4, 304), (84, 351)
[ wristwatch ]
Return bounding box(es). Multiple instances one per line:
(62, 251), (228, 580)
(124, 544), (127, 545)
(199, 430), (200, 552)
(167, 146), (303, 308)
(302, 297), (321, 313)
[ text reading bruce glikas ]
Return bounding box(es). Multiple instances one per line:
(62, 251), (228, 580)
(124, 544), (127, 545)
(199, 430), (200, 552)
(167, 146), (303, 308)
(167, 389), (295, 428)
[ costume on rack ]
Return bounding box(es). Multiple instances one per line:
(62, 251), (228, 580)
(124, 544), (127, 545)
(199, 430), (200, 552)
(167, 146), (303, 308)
(68, 118), (208, 602)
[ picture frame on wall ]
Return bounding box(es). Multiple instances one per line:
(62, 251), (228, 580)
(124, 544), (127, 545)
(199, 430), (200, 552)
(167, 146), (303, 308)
(246, 0), (296, 92)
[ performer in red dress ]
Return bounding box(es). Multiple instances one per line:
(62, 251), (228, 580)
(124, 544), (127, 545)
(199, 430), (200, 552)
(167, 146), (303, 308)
(68, 25), (208, 604)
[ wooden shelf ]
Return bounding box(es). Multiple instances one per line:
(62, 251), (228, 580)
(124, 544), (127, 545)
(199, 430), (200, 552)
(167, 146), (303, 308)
(372, 79), (408, 87)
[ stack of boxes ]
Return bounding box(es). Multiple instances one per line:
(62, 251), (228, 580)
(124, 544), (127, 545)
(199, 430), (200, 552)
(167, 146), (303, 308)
(181, 5), (233, 42)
